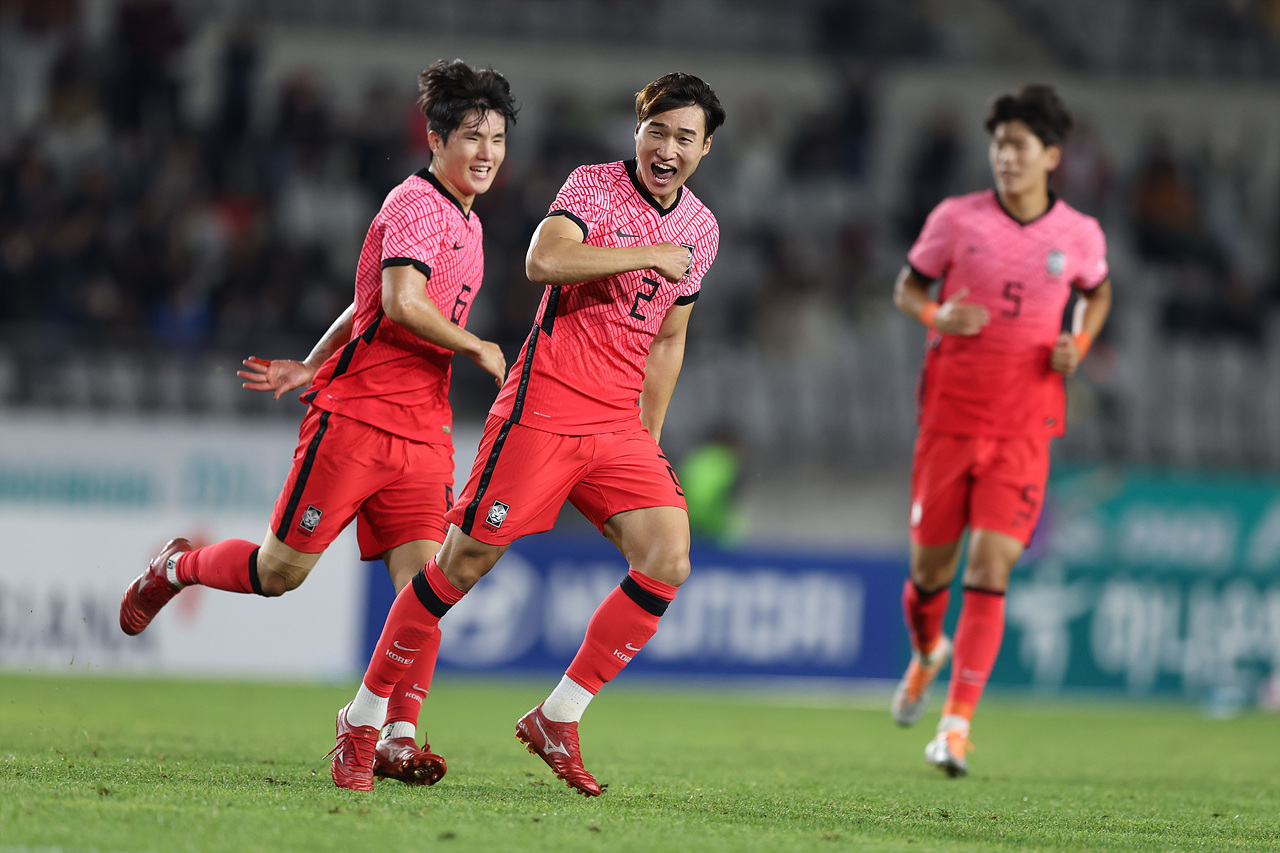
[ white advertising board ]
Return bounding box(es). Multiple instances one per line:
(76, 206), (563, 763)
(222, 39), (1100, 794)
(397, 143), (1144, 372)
(0, 413), (366, 680)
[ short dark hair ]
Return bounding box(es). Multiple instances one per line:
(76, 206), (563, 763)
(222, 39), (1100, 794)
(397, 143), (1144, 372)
(417, 59), (519, 143)
(635, 72), (725, 139)
(984, 84), (1072, 147)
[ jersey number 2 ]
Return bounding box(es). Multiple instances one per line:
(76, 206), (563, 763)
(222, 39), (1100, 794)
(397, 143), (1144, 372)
(629, 276), (661, 321)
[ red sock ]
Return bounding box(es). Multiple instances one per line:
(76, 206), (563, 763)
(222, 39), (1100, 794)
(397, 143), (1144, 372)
(363, 558), (464, 697)
(385, 625), (441, 727)
(566, 568), (678, 694)
(902, 578), (950, 655)
(175, 539), (259, 593)
(943, 587), (1006, 721)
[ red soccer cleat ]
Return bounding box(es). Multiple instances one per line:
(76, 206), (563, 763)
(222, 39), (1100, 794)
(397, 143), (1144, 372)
(374, 736), (447, 786)
(515, 704), (602, 797)
(329, 705), (379, 792)
(119, 538), (192, 636)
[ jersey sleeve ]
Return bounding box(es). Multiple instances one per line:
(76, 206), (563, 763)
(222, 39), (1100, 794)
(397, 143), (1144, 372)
(546, 165), (609, 241)
(380, 192), (445, 279)
(906, 198), (956, 281)
(1073, 217), (1109, 291)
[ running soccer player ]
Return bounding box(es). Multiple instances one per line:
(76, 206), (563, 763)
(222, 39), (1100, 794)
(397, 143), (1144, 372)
(118, 59), (518, 787)
(890, 85), (1112, 777)
(328, 72), (724, 795)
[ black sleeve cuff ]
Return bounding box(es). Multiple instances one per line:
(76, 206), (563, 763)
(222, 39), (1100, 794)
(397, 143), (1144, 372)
(382, 257), (432, 280)
(547, 210), (589, 241)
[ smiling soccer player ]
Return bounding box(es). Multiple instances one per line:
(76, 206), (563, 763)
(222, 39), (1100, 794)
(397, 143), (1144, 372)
(889, 85), (1113, 777)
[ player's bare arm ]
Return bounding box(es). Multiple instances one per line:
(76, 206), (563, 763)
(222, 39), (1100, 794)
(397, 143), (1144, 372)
(1052, 277), (1112, 376)
(893, 266), (990, 335)
(239, 303), (355, 399)
(638, 302), (693, 444)
(382, 264), (507, 385)
(526, 214), (691, 285)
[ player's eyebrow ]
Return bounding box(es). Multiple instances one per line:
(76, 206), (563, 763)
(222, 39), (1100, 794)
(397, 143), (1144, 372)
(649, 120), (700, 137)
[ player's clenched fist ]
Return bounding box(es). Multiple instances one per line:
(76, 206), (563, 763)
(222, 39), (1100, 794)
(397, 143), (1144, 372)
(650, 241), (694, 283)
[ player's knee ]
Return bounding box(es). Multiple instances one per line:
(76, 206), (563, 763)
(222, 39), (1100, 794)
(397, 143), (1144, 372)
(638, 552), (690, 588)
(255, 561), (309, 597)
(962, 559), (1011, 592)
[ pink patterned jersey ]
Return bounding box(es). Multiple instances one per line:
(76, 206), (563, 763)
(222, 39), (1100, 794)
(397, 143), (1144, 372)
(303, 170), (483, 448)
(907, 189), (1108, 438)
(490, 159), (720, 434)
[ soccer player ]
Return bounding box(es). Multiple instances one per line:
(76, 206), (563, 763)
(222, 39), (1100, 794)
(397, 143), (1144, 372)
(328, 72), (724, 795)
(889, 85), (1112, 777)
(118, 59), (518, 787)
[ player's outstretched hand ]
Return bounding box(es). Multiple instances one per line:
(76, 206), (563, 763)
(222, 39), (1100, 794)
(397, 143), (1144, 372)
(935, 288), (990, 336)
(237, 357), (314, 400)
(472, 340), (508, 387)
(1050, 332), (1082, 377)
(652, 241), (694, 284)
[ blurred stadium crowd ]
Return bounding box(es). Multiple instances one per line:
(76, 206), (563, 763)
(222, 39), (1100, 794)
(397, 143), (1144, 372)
(4, 0), (1280, 470)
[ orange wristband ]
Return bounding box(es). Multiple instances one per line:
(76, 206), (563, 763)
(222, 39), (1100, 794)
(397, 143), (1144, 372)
(918, 301), (939, 329)
(1073, 331), (1093, 359)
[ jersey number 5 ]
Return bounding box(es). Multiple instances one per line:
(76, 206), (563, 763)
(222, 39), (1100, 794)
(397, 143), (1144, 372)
(629, 276), (661, 321)
(1001, 281), (1023, 318)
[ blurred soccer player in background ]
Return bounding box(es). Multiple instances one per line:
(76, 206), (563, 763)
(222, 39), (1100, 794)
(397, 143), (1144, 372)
(329, 72), (724, 796)
(119, 59), (517, 787)
(890, 85), (1112, 776)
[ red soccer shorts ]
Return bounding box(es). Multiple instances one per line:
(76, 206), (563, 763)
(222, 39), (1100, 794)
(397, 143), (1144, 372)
(444, 415), (687, 545)
(270, 407), (455, 559)
(908, 429), (1051, 547)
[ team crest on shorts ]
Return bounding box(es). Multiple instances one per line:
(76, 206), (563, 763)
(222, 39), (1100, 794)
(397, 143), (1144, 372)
(1047, 249), (1066, 276)
(299, 505), (323, 534)
(485, 500), (510, 528)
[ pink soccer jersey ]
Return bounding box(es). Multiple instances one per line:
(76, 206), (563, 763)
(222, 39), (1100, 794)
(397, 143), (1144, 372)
(303, 169), (484, 447)
(907, 189), (1108, 438)
(490, 159), (720, 434)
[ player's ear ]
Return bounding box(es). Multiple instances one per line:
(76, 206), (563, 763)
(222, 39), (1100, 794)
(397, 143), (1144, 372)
(1045, 144), (1062, 172)
(701, 134), (713, 156)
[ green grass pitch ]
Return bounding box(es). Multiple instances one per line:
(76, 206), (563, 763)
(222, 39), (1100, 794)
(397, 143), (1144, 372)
(1, 673), (1277, 852)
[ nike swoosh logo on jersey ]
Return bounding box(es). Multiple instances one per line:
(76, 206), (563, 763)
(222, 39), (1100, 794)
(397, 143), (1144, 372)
(616, 228), (640, 239)
(412, 684), (429, 693)
(534, 715), (571, 757)
(625, 643), (641, 652)
(452, 242), (464, 250)
(393, 641), (421, 652)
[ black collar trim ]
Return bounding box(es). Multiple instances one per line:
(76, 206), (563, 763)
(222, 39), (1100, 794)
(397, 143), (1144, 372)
(416, 168), (470, 219)
(625, 159), (681, 216)
(994, 189), (1057, 226)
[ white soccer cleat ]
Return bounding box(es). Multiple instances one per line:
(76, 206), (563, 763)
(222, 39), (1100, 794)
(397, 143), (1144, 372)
(924, 726), (973, 778)
(891, 634), (952, 727)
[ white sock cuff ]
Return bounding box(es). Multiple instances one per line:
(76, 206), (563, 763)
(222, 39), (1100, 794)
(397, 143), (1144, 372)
(165, 552), (185, 588)
(541, 675), (595, 724)
(347, 684), (389, 729)
(381, 720), (417, 741)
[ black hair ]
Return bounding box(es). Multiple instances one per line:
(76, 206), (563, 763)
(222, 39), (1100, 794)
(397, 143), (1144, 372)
(635, 72), (726, 139)
(416, 59), (519, 143)
(984, 84), (1072, 147)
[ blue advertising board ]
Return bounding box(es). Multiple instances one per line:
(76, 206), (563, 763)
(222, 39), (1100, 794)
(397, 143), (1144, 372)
(362, 533), (906, 684)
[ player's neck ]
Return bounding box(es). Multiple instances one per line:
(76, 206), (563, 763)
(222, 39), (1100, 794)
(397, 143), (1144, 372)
(429, 164), (476, 214)
(996, 186), (1051, 224)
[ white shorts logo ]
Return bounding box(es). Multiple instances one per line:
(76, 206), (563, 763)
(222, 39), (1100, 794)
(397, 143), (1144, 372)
(486, 500), (510, 528)
(299, 505), (323, 534)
